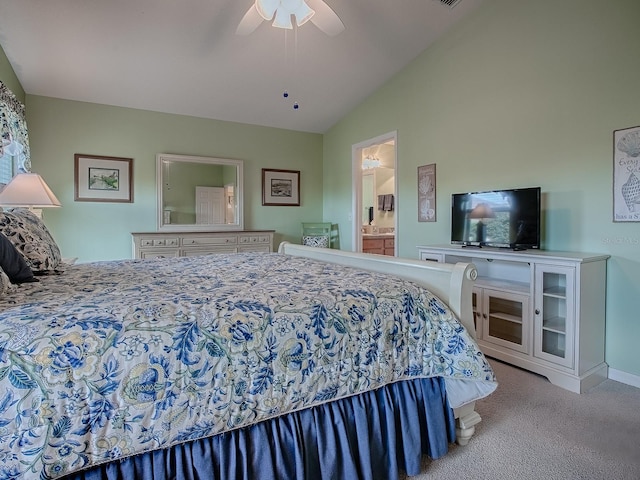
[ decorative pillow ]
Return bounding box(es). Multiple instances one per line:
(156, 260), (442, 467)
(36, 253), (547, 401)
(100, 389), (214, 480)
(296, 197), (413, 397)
(0, 231), (38, 283)
(302, 235), (329, 248)
(0, 208), (62, 273)
(0, 267), (18, 296)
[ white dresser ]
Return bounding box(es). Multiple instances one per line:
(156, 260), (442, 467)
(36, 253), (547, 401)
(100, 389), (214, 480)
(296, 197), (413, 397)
(132, 230), (274, 259)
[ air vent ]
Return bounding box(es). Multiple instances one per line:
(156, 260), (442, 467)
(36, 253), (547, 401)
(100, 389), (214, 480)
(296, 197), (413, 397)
(437, 0), (463, 8)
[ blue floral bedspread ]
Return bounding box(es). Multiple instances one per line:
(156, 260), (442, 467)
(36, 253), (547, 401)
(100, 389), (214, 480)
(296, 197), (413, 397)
(0, 252), (496, 479)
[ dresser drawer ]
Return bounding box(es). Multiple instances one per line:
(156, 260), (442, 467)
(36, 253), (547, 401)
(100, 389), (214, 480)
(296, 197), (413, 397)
(238, 245), (271, 253)
(139, 249), (180, 259)
(181, 236), (237, 246)
(238, 235), (271, 245)
(182, 246), (238, 256)
(139, 237), (179, 247)
(132, 230), (275, 259)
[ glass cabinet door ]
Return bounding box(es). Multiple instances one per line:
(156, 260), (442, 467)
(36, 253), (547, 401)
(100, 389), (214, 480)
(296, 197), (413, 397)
(481, 288), (530, 354)
(534, 265), (575, 368)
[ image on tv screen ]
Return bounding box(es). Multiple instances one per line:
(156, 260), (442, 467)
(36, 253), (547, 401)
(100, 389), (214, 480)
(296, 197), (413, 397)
(451, 188), (540, 248)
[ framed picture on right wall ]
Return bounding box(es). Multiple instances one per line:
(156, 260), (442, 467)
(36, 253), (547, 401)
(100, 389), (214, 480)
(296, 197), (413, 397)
(417, 163), (436, 222)
(613, 125), (640, 222)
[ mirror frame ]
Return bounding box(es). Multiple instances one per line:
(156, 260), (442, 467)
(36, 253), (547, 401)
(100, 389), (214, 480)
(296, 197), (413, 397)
(156, 153), (244, 232)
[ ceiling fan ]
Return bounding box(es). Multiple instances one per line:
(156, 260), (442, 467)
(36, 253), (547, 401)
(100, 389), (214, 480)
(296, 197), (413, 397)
(236, 0), (345, 36)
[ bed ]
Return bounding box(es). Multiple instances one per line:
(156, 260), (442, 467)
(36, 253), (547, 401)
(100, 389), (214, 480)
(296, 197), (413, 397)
(0, 218), (496, 480)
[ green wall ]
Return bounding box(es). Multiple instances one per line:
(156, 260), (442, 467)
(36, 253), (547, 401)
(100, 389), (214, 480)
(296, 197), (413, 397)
(23, 96), (322, 261)
(323, 0), (640, 378)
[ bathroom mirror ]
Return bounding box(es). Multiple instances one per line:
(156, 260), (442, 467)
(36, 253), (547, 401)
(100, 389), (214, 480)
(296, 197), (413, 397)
(156, 153), (244, 232)
(362, 172), (374, 225)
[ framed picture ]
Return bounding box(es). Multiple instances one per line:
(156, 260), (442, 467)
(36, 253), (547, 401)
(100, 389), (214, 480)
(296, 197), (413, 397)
(262, 168), (300, 206)
(613, 125), (640, 222)
(418, 163), (436, 222)
(74, 154), (133, 203)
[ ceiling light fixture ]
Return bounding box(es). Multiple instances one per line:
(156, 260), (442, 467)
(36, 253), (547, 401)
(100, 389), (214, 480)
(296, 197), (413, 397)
(435, 0), (463, 8)
(237, 0), (344, 36)
(256, 0), (314, 29)
(362, 155), (381, 170)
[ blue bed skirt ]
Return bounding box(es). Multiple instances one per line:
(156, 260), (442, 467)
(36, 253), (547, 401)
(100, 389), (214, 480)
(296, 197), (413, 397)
(66, 377), (456, 480)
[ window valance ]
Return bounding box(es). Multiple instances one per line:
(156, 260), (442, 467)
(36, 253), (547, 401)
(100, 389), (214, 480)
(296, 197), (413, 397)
(0, 81), (31, 174)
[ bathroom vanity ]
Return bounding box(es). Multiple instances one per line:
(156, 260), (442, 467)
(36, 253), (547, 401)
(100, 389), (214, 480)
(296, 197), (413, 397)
(362, 234), (395, 256)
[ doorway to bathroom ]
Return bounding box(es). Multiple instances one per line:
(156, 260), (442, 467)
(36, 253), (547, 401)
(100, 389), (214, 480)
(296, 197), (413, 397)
(351, 131), (397, 255)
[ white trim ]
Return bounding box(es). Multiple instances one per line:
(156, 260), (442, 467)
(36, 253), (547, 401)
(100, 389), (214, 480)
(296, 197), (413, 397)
(608, 368), (640, 389)
(351, 131), (398, 254)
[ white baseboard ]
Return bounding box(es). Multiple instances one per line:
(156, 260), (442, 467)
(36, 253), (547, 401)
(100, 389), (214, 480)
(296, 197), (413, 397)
(608, 368), (640, 389)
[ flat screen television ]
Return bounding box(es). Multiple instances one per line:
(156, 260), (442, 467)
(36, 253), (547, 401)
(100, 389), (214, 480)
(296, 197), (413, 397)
(451, 187), (541, 250)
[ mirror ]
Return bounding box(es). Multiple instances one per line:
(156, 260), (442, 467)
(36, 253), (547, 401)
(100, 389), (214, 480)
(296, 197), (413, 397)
(362, 172), (374, 225)
(156, 153), (244, 232)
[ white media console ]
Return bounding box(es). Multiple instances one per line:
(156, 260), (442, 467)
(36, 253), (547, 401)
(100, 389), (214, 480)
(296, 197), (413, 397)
(417, 245), (609, 393)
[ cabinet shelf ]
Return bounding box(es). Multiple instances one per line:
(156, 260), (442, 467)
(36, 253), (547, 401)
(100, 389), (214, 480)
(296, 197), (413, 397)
(542, 316), (566, 334)
(543, 286), (566, 298)
(492, 332), (523, 345)
(489, 312), (523, 324)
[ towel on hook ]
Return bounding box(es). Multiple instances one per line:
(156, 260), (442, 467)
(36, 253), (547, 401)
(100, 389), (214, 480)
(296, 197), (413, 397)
(383, 194), (394, 211)
(378, 194), (394, 211)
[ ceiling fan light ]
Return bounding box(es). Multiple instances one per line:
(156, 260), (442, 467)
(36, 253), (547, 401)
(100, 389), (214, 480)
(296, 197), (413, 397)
(255, 0), (278, 21)
(272, 8), (293, 29)
(293, 3), (315, 26)
(362, 155), (381, 170)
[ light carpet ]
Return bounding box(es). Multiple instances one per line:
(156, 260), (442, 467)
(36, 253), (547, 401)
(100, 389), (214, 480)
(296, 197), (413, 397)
(405, 359), (640, 480)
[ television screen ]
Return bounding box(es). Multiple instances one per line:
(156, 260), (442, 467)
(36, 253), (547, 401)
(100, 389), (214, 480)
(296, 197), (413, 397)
(451, 187), (541, 249)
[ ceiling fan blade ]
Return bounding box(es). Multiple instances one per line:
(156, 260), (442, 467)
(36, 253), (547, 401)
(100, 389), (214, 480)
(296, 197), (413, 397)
(307, 0), (344, 36)
(236, 4), (264, 35)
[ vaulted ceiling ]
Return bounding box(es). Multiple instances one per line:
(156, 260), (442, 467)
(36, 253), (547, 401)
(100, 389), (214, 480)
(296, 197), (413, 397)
(0, 0), (483, 133)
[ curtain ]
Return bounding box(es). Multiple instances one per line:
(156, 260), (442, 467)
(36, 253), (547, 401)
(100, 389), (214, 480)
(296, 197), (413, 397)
(0, 80), (30, 174)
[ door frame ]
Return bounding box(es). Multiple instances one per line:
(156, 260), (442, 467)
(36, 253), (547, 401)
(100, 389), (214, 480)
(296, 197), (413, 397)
(351, 131), (398, 254)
